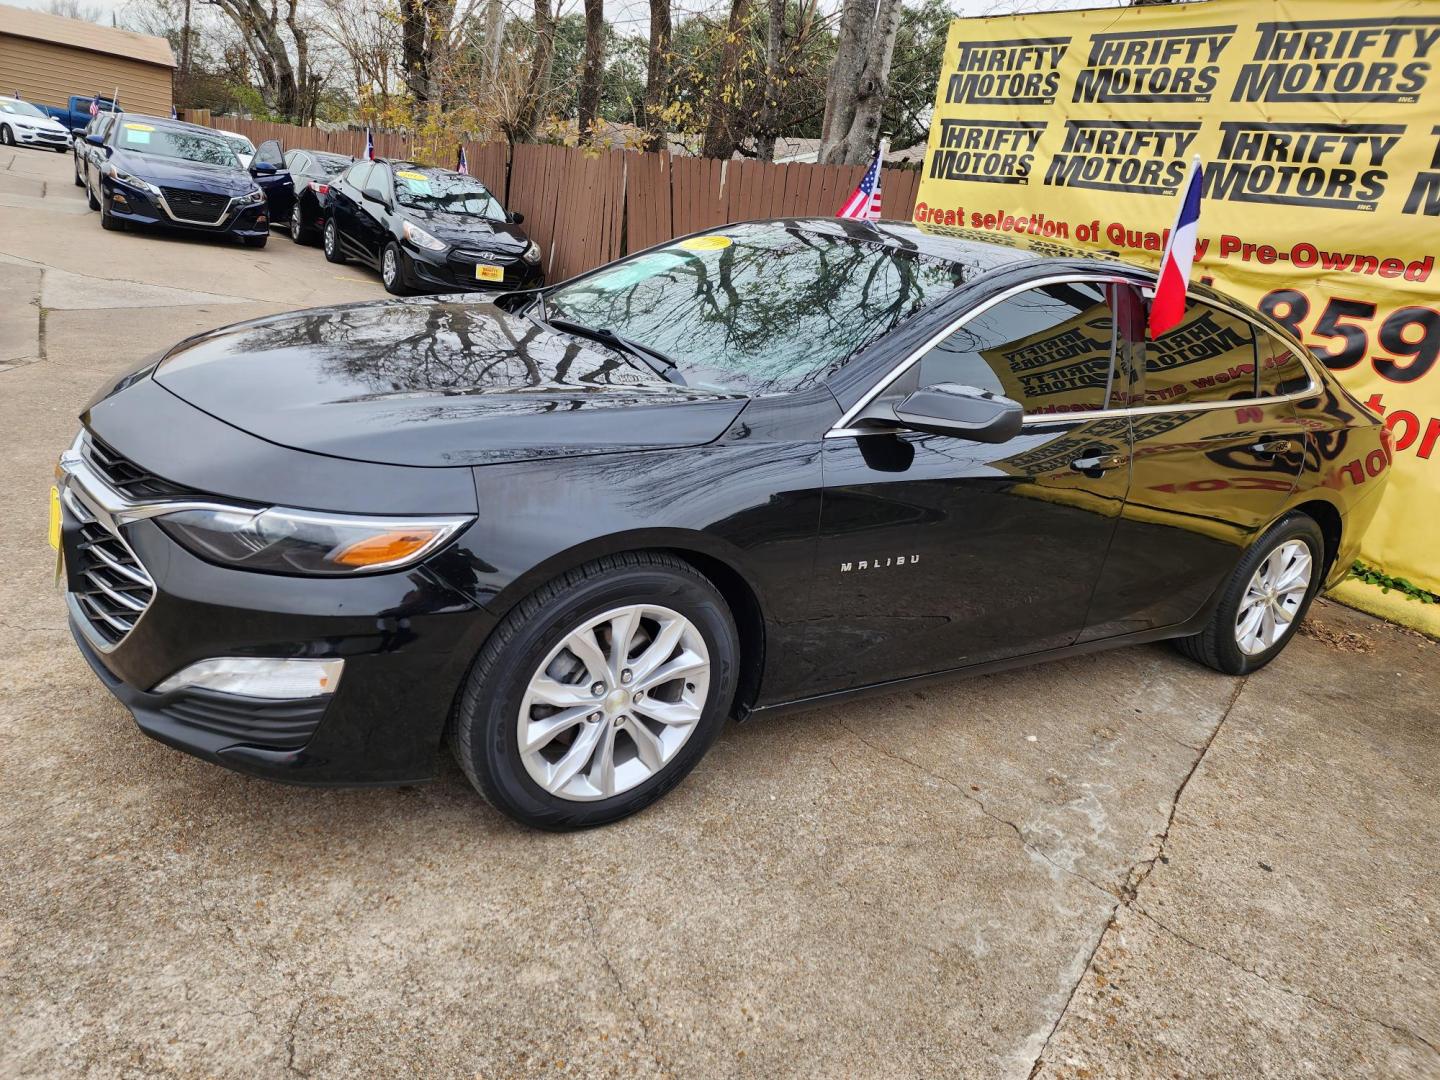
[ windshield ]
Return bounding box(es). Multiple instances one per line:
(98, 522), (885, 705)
(1, 100), (47, 118)
(391, 169), (505, 219)
(314, 154), (350, 176)
(220, 133), (255, 155)
(546, 222), (967, 394)
(115, 122), (239, 167)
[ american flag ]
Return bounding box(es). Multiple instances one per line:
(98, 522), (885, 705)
(456, 144), (469, 175)
(837, 142), (885, 221)
(88, 96), (99, 118)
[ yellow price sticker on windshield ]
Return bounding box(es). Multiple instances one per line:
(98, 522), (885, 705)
(678, 235), (732, 251)
(123, 123), (155, 132)
(395, 170), (427, 180)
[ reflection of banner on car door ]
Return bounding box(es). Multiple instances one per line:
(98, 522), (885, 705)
(915, 0), (1440, 593)
(984, 306), (1113, 414)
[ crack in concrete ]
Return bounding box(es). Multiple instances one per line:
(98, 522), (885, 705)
(1130, 904), (1440, 1059)
(283, 1000), (309, 1076)
(834, 719), (1118, 900)
(572, 877), (669, 1077)
(1024, 675), (1249, 1078)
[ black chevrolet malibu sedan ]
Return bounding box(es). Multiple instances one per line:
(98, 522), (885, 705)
(53, 219), (1389, 828)
(322, 159), (542, 294)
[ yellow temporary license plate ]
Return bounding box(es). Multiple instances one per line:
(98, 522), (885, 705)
(48, 486), (61, 549)
(475, 264), (504, 283)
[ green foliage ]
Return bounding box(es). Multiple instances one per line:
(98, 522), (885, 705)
(883, 0), (953, 151)
(1350, 562), (1440, 604)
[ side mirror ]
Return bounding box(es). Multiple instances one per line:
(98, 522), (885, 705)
(892, 384), (1024, 444)
(251, 160), (277, 175)
(85, 133), (105, 146)
(362, 186), (388, 207)
(508, 211), (525, 225)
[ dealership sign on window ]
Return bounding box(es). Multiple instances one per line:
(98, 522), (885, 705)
(915, 0), (1440, 594)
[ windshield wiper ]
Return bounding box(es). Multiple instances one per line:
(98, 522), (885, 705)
(546, 317), (687, 386)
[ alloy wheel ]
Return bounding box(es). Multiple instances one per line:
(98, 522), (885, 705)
(1234, 540), (1312, 655)
(324, 221), (335, 256)
(517, 604), (710, 802)
(383, 246), (397, 286)
(290, 203), (302, 236)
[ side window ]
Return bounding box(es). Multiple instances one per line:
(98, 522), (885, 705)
(1256, 332), (1312, 396)
(915, 281), (1118, 416)
(345, 162), (372, 190)
(1143, 302), (1257, 405)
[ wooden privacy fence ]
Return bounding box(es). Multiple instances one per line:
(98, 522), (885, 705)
(182, 113), (923, 283)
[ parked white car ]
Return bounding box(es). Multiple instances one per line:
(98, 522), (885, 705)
(0, 97), (71, 152)
(215, 129), (256, 169)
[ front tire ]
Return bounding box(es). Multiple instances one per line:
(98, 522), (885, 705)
(449, 553), (740, 830)
(322, 218), (346, 263)
(1173, 513), (1324, 676)
(0, 125), (12, 147)
(87, 181), (100, 211)
(99, 196), (122, 230)
(381, 241), (410, 295)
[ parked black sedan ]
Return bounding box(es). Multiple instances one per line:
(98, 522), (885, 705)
(322, 159), (542, 294)
(82, 115), (277, 246)
(274, 145), (352, 243)
(54, 219), (1388, 829)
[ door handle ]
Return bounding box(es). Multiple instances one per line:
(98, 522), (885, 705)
(1251, 439), (1296, 457)
(1070, 453), (1126, 476)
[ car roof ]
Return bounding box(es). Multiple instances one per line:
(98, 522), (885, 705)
(116, 114), (229, 138)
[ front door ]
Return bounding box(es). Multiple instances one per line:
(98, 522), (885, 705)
(252, 138), (294, 221)
(809, 278), (1135, 693)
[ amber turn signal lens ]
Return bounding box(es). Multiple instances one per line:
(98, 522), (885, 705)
(331, 529), (442, 567)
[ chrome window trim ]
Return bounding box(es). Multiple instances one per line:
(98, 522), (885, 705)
(825, 275), (1320, 439)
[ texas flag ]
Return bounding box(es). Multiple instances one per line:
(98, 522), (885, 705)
(1150, 156), (1204, 338)
(364, 127), (375, 161)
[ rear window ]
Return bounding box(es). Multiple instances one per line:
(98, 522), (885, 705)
(1143, 302), (1257, 406)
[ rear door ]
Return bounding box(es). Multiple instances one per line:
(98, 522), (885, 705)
(331, 162), (369, 256)
(355, 163), (392, 262)
(810, 276), (1135, 690)
(251, 138), (293, 220)
(1081, 294), (1309, 639)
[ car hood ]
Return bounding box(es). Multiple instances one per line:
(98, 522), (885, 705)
(152, 299), (748, 467)
(404, 209), (528, 251)
(113, 150), (254, 194)
(11, 113), (67, 133)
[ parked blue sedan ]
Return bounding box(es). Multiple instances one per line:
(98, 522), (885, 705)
(83, 115), (281, 247)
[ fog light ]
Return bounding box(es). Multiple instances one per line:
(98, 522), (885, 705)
(152, 658), (344, 699)
(113, 193), (128, 205)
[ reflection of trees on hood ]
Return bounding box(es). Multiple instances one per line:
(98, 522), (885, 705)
(213, 299), (648, 397)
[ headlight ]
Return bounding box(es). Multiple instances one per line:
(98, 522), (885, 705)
(103, 163), (160, 196)
(156, 505), (472, 575)
(403, 220), (448, 252)
(236, 187), (266, 206)
(522, 240), (541, 265)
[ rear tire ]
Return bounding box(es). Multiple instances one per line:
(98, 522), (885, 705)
(87, 182), (100, 211)
(1173, 513), (1325, 676)
(73, 160), (84, 186)
(448, 553), (740, 830)
(290, 200), (314, 244)
(322, 218), (346, 263)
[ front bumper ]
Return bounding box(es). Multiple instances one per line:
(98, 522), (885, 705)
(15, 126), (69, 148)
(404, 244), (544, 293)
(56, 435), (494, 785)
(104, 178), (270, 239)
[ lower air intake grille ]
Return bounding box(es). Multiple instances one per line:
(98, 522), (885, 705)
(160, 689), (329, 750)
(159, 186), (229, 224)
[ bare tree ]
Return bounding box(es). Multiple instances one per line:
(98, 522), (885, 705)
(577, 0), (605, 142)
(640, 0), (672, 150)
(700, 0), (752, 159)
(481, 0), (506, 83)
(44, 0), (104, 22)
(754, 0), (786, 160)
(817, 0), (903, 164)
(201, 0), (319, 122)
(514, 0), (556, 137)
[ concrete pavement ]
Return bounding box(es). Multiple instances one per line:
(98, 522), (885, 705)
(1, 144), (1437, 1079)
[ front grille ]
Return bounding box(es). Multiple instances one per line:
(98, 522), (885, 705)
(85, 436), (193, 500)
(159, 186), (229, 224)
(70, 518), (156, 647)
(160, 689), (329, 750)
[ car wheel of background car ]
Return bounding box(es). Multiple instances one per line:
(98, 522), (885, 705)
(1173, 513), (1324, 676)
(289, 202), (312, 244)
(0, 125), (12, 146)
(448, 552), (740, 830)
(381, 242), (410, 295)
(73, 161), (83, 187)
(322, 219), (345, 263)
(86, 183), (99, 211)
(53, 145), (67, 153)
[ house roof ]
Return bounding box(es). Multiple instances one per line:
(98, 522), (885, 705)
(0, 3), (175, 68)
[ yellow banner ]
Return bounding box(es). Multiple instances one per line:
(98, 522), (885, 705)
(915, 0), (1440, 594)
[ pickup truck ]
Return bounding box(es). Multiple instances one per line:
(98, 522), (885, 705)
(33, 95), (119, 137)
